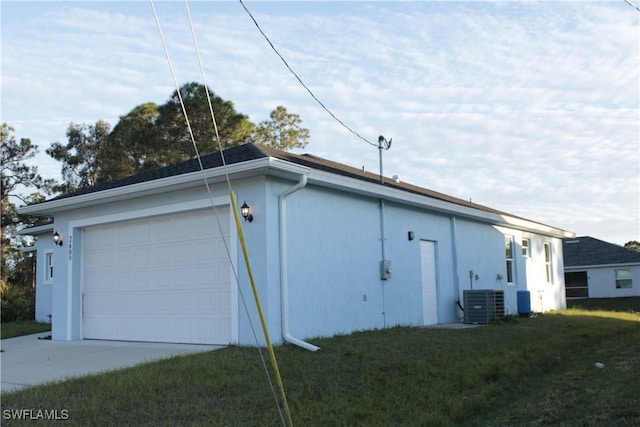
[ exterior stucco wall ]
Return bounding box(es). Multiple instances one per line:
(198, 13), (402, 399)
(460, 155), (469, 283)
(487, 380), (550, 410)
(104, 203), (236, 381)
(284, 185), (388, 339)
(278, 180), (567, 342)
(34, 231), (54, 323)
(571, 265), (640, 298)
(454, 220), (512, 314)
(521, 234), (566, 312)
(42, 172), (568, 345)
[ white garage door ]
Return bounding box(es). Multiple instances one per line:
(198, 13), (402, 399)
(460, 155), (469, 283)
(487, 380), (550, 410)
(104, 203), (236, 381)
(82, 208), (232, 344)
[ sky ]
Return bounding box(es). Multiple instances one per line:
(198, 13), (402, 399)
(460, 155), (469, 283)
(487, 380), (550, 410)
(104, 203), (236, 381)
(1, 0), (639, 245)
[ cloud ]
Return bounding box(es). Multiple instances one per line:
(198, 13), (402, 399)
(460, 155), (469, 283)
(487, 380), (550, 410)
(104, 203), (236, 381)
(1, 1), (637, 244)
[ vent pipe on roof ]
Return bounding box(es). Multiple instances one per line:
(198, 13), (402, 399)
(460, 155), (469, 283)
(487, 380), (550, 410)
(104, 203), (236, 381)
(279, 174), (320, 352)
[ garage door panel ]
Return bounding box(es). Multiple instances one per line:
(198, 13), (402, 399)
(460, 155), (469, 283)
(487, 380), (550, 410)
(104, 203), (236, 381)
(82, 208), (232, 344)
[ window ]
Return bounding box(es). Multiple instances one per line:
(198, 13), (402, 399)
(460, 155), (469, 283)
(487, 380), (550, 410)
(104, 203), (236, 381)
(615, 269), (632, 289)
(522, 238), (530, 257)
(544, 242), (552, 283)
(505, 236), (514, 284)
(45, 251), (54, 282)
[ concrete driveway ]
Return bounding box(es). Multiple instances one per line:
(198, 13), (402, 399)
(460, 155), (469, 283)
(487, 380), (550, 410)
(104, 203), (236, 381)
(1, 333), (222, 393)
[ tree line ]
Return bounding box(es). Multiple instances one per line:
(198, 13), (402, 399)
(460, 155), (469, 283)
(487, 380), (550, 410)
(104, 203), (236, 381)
(1, 82), (309, 321)
(47, 82), (310, 193)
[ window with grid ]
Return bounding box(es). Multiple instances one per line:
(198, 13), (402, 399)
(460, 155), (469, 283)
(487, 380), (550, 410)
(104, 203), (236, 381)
(544, 242), (552, 284)
(45, 251), (54, 282)
(505, 236), (514, 284)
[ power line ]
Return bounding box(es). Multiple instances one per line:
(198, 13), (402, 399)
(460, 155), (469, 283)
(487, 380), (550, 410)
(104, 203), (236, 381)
(624, 0), (640, 13)
(238, 0), (379, 148)
(150, 2), (288, 426)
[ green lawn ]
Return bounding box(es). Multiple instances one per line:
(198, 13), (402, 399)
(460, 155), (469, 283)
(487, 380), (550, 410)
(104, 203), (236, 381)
(567, 296), (640, 313)
(1, 307), (639, 426)
(1, 321), (51, 340)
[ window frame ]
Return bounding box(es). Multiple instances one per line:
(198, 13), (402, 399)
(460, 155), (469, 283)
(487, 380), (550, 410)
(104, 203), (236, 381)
(505, 236), (515, 284)
(544, 242), (553, 284)
(522, 238), (530, 257)
(615, 269), (632, 289)
(44, 251), (54, 284)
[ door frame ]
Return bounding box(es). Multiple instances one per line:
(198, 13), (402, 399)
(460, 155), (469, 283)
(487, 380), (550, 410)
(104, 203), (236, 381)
(420, 239), (439, 325)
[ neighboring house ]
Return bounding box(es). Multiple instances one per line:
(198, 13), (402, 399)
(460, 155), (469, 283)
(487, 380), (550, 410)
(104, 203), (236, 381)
(18, 143), (574, 347)
(563, 236), (640, 299)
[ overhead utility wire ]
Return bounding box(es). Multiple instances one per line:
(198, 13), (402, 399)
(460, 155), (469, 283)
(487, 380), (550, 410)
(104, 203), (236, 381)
(181, 1), (291, 426)
(181, 2), (287, 424)
(150, 2), (288, 426)
(238, 0), (379, 148)
(624, 0), (640, 12)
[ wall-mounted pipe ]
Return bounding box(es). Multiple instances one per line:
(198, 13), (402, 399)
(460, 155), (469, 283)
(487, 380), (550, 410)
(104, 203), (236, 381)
(279, 174), (320, 352)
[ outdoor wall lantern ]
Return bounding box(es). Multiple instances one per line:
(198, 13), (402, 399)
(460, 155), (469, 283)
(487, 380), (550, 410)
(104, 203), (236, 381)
(240, 201), (254, 223)
(53, 231), (63, 246)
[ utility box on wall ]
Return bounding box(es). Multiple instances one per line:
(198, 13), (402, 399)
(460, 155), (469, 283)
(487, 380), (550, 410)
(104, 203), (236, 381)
(463, 290), (505, 324)
(380, 260), (392, 280)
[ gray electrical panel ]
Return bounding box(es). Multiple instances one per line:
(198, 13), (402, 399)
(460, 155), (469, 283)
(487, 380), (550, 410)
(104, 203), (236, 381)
(463, 290), (505, 324)
(380, 260), (392, 280)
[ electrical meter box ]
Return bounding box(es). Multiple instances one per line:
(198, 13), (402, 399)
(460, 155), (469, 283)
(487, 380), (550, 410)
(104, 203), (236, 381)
(380, 260), (392, 280)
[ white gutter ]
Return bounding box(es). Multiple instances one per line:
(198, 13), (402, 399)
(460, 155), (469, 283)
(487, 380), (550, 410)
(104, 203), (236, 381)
(15, 223), (54, 235)
(279, 174), (320, 352)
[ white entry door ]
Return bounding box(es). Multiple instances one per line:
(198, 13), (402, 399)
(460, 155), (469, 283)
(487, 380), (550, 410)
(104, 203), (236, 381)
(82, 208), (233, 344)
(420, 240), (439, 325)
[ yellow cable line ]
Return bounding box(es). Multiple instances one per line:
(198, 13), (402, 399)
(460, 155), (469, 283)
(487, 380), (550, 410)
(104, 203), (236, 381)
(230, 194), (294, 427)
(151, 1), (294, 425)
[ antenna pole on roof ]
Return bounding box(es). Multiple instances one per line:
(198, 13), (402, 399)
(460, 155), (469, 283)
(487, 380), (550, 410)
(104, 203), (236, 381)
(377, 135), (392, 328)
(377, 135), (392, 184)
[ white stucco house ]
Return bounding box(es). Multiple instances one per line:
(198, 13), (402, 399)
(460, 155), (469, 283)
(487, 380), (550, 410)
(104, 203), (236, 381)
(18, 143), (574, 348)
(563, 236), (640, 299)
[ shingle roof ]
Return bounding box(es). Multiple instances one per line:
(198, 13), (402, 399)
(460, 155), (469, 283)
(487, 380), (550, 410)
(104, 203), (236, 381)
(563, 236), (640, 267)
(50, 143), (270, 200)
(43, 143), (527, 221)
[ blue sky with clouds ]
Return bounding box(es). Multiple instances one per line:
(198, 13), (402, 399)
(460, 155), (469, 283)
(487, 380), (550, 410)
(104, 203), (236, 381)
(2, 1), (638, 245)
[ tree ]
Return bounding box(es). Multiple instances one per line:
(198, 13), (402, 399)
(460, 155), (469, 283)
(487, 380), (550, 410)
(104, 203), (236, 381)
(253, 106), (310, 150)
(155, 82), (255, 162)
(1, 124), (53, 321)
(624, 241), (640, 252)
(45, 83), (311, 191)
(100, 102), (162, 182)
(1, 123), (55, 207)
(46, 120), (111, 193)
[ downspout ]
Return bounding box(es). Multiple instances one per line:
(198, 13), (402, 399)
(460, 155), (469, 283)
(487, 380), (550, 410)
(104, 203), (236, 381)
(450, 215), (463, 319)
(279, 174), (320, 351)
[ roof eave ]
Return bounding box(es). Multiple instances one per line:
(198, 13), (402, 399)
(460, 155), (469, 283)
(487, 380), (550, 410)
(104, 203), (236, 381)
(17, 158), (310, 216)
(306, 168), (574, 238)
(15, 223), (55, 235)
(565, 262), (640, 269)
(15, 153), (573, 239)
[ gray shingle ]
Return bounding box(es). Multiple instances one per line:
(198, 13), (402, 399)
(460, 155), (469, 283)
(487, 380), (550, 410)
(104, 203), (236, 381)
(563, 236), (640, 267)
(39, 143), (547, 225)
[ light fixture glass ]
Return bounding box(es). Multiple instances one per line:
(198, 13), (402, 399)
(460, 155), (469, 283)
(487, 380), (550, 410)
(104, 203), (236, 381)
(53, 231), (63, 246)
(240, 201), (253, 223)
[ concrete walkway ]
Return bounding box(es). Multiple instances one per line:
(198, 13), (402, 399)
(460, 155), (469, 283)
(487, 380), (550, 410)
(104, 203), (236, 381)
(1, 333), (222, 393)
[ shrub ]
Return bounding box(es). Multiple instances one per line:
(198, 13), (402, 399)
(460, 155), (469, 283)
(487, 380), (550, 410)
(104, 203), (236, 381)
(1, 284), (35, 322)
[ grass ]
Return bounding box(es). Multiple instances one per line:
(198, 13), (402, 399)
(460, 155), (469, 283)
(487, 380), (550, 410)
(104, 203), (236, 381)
(567, 296), (640, 313)
(1, 321), (51, 340)
(1, 304), (639, 426)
